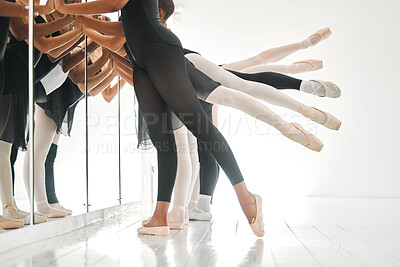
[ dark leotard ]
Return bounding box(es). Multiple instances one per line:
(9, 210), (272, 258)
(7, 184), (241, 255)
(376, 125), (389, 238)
(0, 0), (16, 136)
(120, 0), (182, 69)
(0, 0), (15, 95)
(0, 17), (60, 150)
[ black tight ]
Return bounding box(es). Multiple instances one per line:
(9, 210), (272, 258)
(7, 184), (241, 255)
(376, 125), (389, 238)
(197, 105), (220, 197)
(198, 72), (302, 198)
(134, 43), (243, 202)
(10, 144), (18, 196)
(45, 143), (59, 204)
(226, 69), (302, 90)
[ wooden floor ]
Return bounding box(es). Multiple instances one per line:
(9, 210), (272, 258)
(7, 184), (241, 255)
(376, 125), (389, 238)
(0, 198), (399, 267)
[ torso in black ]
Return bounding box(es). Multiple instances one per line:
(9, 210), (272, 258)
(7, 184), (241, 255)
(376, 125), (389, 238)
(120, 0), (182, 69)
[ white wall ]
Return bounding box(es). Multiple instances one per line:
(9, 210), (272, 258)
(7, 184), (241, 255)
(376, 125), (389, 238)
(172, 0), (400, 198)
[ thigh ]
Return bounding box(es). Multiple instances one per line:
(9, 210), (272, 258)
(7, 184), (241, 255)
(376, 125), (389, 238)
(185, 53), (249, 91)
(34, 105), (57, 156)
(133, 66), (173, 144)
(142, 43), (205, 117)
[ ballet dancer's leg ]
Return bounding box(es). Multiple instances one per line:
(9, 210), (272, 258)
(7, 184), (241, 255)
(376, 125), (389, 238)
(168, 125), (192, 229)
(45, 138), (59, 205)
(138, 44), (260, 234)
(189, 141), (218, 221)
(184, 129), (200, 217)
(188, 172), (200, 210)
(186, 54), (339, 129)
(23, 105), (67, 218)
(133, 66), (177, 230)
(225, 70), (333, 98)
(206, 86), (310, 147)
(239, 60), (322, 75)
(162, 124), (199, 229)
(222, 28), (331, 72)
(6, 144), (47, 224)
(0, 140), (24, 229)
(46, 134), (72, 215)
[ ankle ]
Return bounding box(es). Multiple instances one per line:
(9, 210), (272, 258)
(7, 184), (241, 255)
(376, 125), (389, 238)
(2, 202), (15, 209)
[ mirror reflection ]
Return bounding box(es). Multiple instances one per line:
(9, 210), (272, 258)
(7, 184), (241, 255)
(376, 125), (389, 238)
(0, 0), (140, 231)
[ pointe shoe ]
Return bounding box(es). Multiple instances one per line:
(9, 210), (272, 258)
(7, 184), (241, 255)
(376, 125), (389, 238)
(40, 207), (68, 218)
(302, 27), (332, 48)
(2, 207), (47, 225)
(166, 209), (185, 230)
(312, 107), (342, 130)
(0, 215), (24, 229)
(137, 226), (170, 236)
(297, 104), (341, 131)
(310, 80), (341, 98)
(51, 203), (72, 215)
(249, 194), (265, 237)
(189, 208), (212, 221)
(37, 200), (68, 218)
(291, 122), (324, 152)
(293, 59), (323, 72)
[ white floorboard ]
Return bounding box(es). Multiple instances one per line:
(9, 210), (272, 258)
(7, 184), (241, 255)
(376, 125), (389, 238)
(0, 198), (399, 267)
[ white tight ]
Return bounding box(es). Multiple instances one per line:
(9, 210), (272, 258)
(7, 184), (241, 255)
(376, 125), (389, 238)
(206, 86), (307, 145)
(171, 123), (199, 211)
(240, 62), (313, 75)
(222, 42), (303, 72)
(186, 53), (301, 112)
(0, 140), (13, 207)
(23, 105), (57, 205)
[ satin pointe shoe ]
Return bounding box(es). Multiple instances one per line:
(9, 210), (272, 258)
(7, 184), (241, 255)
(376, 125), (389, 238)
(137, 226), (170, 236)
(312, 107), (342, 130)
(297, 104), (342, 131)
(40, 207), (68, 218)
(293, 59), (323, 72)
(310, 80), (341, 98)
(291, 122), (324, 152)
(50, 203), (72, 215)
(2, 207), (48, 224)
(166, 212), (184, 230)
(250, 194), (265, 237)
(0, 215), (24, 229)
(302, 27), (332, 48)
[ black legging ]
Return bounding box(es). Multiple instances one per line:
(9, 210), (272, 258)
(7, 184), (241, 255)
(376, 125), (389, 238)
(198, 70), (303, 197)
(197, 104), (220, 197)
(10, 144), (18, 196)
(227, 70), (302, 90)
(134, 43), (244, 202)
